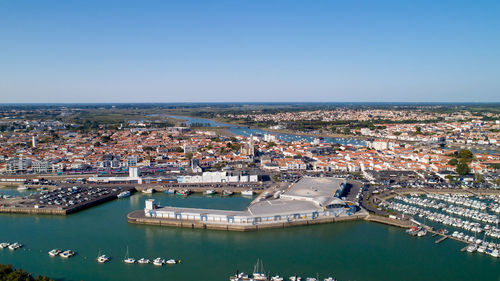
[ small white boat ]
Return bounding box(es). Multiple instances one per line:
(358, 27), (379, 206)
(204, 190), (216, 195)
(49, 249), (62, 257)
(271, 276), (284, 281)
(241, 190), (254, 196)
(289, 277), (302, 281)
(153, 257), (165, 266)
(142, 188), (154, 194)
(466, 244), (478, 253)
(0, 242), (10, 249)
(8, 242), (22, 250)
(223, 190), (234, 196)
(59, 250), (75, 258)
(138, 258), (150, 264)
(166, 259), (177, 264)
(123, 246), (136, 263)
(117, 191), (131, 198)
(97, 255), (110, 263)
(323, 278), (336, 281)
(17, 186), (28, 191)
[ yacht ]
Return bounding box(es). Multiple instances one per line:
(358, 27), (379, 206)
(153, 257), (165, 266)
(0, 242), (10, 249)
(241, 190), (254, 196)
(142, 188), (154, 194)
(306, 278), (317, 281)
(323, 278), (336, 281)
(48, 249), (62, 257)
(8, 242), (22, 250)
(138, 258), (150, 264)
(123, 247), (136, 263)
(204, 190), (216, 195)
(490, 249), (499, 258)
(271, 276), (284, 281)
(289, 277), (302, 281)
(166, 259), (177, 264)
(59, 250), (75, 258)
(117, 191), (131, 198)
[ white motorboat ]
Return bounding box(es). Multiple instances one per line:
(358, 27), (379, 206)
(8, 242), (22, 250)
(153, 257), (165, 266)
(117, 191), (131, 198)
(241, 190), (254, 196)
(0, 242), (10, 249)
(166, 259), (177, 264)
(204, 190), (216, 195)
(142, 188), (154, 194)
(59, 250), (75, 258)
(271, 276), (284, 281)
(49, 249), (62, 257)
(466, 244), (478, 253)
(289, 277), (302, 281)
(138, 258), (150, 264)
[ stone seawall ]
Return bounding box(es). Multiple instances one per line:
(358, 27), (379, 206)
(127, 210), (368, 232)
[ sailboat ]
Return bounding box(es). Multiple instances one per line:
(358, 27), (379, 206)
(252, 259), (268, 281)
(123, 246), (136, 263)
(97, 249), (110, 263)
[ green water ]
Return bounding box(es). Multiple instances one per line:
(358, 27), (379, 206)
(1, 192), (499, 281)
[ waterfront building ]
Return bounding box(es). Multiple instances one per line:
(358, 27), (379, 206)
(142, 177), (361, 228)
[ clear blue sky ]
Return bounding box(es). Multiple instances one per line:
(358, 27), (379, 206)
(0, 0), (499, 103)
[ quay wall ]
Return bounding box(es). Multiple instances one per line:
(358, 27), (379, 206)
(127, 210), (368, 232)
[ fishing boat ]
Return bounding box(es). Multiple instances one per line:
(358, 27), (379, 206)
(59, 250), (75, 258)
(0, 242), (10, 249)
(223, 190), (234, 196)
(164, 189), (175, 194)
(117, 191), (131, 199)
(153, 257), (165, 266)
(48, 249), (62, 257)
(142, 188), (155, 194)
(252, 259), (268, 281)
(176, 189), (191, 196)
(138, 258), (150, 264)
(204, 190), (216, 195)
(8, 242), (22, 250)
(123, 246), (136, 263)
(241, 190), (254, 196)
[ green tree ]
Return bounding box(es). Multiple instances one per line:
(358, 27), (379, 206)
(185, 152), (193, 160)
(448, 158), (458, 166)
(458, 149), (473, 162)
(456, 162), (470, 175)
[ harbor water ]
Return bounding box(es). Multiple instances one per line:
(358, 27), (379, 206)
(1, 190), (499, 281)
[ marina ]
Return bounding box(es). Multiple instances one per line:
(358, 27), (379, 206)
(380, 193), (500, 259)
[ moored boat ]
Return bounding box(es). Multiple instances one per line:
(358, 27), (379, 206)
(8, 242), (22, 250)
(59, 250), (75, 258)
(241, 190), (254, 196)
(138, 258), (150, 264)
(49, 249), (62, 257)
(0, 242), (10, 249)
(176, 189), (191, 196)
(223, 190), (234, 196)
(153, 257), (165, 266)
(117, 191), (131, 198)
